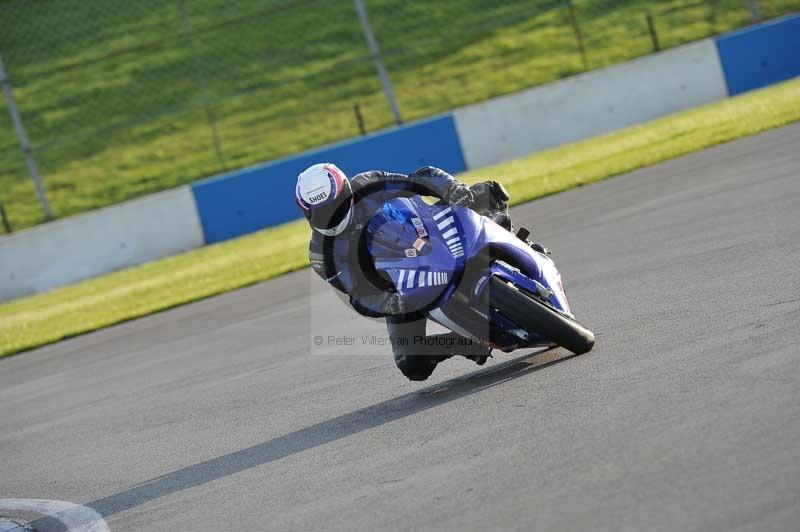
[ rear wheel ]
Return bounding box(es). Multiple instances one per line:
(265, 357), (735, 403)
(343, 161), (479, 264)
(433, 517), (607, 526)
(485, 276), (595, 354)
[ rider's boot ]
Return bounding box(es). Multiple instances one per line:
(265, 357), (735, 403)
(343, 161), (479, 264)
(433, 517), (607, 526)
(395, 354), (439, 381)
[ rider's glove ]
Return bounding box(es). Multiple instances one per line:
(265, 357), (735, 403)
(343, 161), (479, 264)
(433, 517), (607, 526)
(381, 292), (405, 317)
(350, 290), (405, 318)
(446, 184), (475, 207)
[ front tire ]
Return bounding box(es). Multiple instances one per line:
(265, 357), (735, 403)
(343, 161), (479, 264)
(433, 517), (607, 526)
(485, 276), (595, 354)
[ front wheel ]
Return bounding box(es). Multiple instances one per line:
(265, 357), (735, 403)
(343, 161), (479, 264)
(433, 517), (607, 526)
(485, 276), (595, 354)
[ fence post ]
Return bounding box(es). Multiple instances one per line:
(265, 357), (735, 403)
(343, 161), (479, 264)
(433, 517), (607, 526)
(0, 203), (11, 233)
(745, 0), (760, 23)
(353, 103), (367, 135)
(0, 54), (52, 221)
(354, 0), (403, 125)
(179, 0), (227, 171)
(565, 0), (588, 70)
(646, 13), (660, 52)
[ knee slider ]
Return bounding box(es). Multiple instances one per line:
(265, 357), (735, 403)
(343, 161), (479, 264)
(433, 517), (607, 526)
(395, 354), (436, 381)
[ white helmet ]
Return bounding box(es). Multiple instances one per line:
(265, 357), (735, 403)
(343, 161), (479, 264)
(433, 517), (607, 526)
(295, 163), (353, 236)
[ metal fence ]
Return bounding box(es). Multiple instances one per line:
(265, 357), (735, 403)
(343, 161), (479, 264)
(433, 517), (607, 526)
(0, 0), (797, 230)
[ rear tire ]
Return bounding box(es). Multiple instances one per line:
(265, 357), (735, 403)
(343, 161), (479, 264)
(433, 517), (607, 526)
(486, 277), (595, 354)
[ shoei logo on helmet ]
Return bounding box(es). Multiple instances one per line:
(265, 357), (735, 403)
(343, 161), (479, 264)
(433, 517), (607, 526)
(308, 191), (328, 204)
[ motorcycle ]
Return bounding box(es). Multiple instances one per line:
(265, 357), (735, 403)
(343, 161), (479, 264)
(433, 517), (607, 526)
(364, 195), (595, 354)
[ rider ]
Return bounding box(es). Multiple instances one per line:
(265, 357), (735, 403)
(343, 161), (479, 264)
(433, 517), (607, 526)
(297, 163), (535, 381)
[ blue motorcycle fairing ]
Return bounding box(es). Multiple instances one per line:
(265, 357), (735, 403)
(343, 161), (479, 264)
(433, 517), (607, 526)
(367, 198), (464, 314)
(463, 219), (571, 315)
(367, 196), (572, 350)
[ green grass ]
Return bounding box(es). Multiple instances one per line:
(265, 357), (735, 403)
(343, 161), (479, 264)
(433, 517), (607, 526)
(1, 76), (799, 359)
(1, 0), (798, 229)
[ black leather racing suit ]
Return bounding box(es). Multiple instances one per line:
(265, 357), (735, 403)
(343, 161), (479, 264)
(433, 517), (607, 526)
(309, 166), (511, 381)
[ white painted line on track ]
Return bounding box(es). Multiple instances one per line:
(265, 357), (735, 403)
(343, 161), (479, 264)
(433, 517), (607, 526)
(0, 499), (109, 532)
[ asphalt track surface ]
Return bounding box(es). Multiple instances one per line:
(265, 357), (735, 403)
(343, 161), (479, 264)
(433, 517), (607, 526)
(2, 123), (800, 532)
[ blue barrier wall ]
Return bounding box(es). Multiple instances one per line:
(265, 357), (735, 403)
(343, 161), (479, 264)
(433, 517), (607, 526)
(715, 14), (800, 96)
(192, 114), (466, 243)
